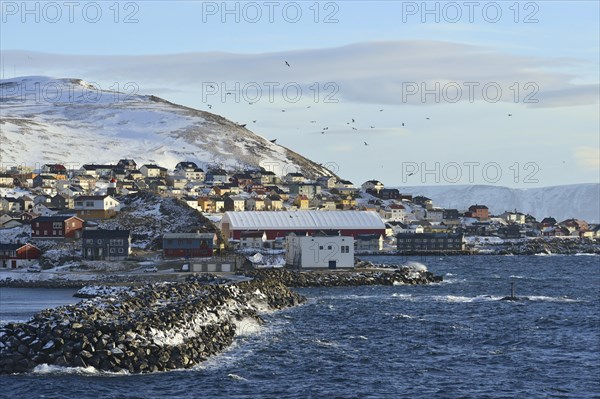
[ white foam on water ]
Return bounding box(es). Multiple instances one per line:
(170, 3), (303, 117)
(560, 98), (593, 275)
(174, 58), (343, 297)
(228, 373), (248, 381)
(527, 296), (582, 303)
(32, 363), (128, 376)
(509, 275), (526, 279)
(233, 317), (263, 337)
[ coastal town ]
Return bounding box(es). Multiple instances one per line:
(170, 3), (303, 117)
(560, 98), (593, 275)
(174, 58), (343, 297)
(1, 159), (599, 273)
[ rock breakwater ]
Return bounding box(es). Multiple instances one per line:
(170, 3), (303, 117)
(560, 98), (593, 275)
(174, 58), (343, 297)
(0, 277), (304, 374)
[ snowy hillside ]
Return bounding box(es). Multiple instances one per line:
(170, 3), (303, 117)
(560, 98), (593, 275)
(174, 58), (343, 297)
(0, 76), (334, 178)
(397, 184), (600, 223)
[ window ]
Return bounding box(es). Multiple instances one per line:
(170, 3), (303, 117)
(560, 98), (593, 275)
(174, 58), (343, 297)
(98, 239), (102, 244)
(110, 248), (115, 253)
(86, 239), (93, 244)
(319, 246), (323, 250)
(118, 248), (124, 254)
(327, 245), (332, 250)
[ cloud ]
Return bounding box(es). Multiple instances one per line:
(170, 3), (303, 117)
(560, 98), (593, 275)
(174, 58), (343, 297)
(574, 146), (600, 169)
(2, 40), (597, 108)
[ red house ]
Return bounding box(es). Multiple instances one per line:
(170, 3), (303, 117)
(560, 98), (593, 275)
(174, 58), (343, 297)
(467, 205), (489, 220)
(0, 243), (41, 268)
(31, 215), (84, 239)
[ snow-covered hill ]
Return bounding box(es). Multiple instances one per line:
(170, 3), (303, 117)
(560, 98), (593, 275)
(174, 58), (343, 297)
(397, 184), (600, 223)
(0, 76), (334, 178)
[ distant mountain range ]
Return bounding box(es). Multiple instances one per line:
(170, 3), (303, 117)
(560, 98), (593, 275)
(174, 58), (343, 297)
(0, 76), (334, 178)
(396, 184), (600, 223)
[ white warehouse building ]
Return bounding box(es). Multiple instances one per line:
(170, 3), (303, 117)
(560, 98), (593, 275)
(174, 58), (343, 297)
(285, 234), (354, 269)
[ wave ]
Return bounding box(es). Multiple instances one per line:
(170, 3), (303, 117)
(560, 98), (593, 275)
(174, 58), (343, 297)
(233, 317), (263, 337)
(228, 373), (248, 381)
(391, 293), (582, 303)
(32, 363), (127, 376)
(527, 296), (582, 303)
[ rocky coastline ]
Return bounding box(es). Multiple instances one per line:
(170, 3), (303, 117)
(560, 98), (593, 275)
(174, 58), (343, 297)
(0, 266), (442, 375)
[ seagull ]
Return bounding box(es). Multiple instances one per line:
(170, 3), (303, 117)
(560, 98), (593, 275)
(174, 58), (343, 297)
(282, 110), (286, 112)
(370, 126), (375, 128)
(426, 117), (430, 120)
(239, 124), (247, 128)
(285, 61), (291, 67)
(208, 104), (212, 109)
(352, 127), (357, 131)
(364, 142), (369, 146)
(379, 109), (384, 112)
(508, 114), (513, 116)
(226, 92), (232, 95)
(252, 120), (257, 123)
(248, 102), (254, 105)
(307, 106), (311, 108)
(270, 139), (277, 143)
(209, 84), (215, 89)
(408, 172), (415, 176)
(401, 123), (405, 127)
(352, 118), (355, 123)
(310, 120), (316, 123)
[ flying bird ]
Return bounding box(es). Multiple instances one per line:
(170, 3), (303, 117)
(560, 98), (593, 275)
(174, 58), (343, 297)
(508, 114), (513, 116)
(239, 124), (247, 128)
(401, 123), (405, 127)
(285, 61), (291, 67)
(282, 110), (286, 112)
(370, 126), (375, 128)
(252, 120), (257, 123)
(379, 109), (384, 112)
(270, 139), (277, 143)
(426, 117), (430, 120)
(207, 104), (212, 109)
(352, 119), (355, 123)
(364, 142), (369, 146)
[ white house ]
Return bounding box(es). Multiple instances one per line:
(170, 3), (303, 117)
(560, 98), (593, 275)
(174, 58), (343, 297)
(285, 234), (354, 269)
(425, 208), (445, 223)
(140, 164), (167, 178)
(361, 180), (384, 193)
(74, 195), (121, 219)
(380, 204), (407, 222)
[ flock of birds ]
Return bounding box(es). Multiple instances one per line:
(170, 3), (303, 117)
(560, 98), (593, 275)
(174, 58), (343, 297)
(206, 60), (516, 149)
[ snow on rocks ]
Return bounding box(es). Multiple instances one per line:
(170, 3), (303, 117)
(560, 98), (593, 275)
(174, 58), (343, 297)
(0, 276), (304, 374)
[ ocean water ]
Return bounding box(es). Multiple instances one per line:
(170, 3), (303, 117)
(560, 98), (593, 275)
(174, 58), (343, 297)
(1, 255), (599, 399)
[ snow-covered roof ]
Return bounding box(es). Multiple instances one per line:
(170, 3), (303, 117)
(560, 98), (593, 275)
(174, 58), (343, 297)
(221, 211), (385, 230)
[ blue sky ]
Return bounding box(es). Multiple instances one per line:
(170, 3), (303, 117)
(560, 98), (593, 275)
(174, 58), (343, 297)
(1, 1), (599, 187)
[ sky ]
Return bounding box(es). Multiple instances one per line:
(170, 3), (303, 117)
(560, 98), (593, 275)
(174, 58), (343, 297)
(1, 0), (599, 187)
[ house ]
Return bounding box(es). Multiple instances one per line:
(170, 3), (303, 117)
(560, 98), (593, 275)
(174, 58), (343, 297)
(116, 159), (137, 171)
(354, 234), (383, 251)
(375, 188), (402, 200)
(212, 197), (225, 213)
(140, 164), (168, 178)
(204, 168), (229, 185)
(127, 170), (144, 180)
(239, 231), (267, 249)
(361, 180), (384, 193)
(0, 243), (41, 268)
(319, 199), (337, 211)
(182, 196), (199, 210)
(221, 210), (386, 240)
(245, 197), (265, 211)
(285, 234), (354, 269)
(231, 173), (255, 188)
(224, 196), (246, 211)
(0, 215), (22, 229)
(256, 170), (278, 185)
(542, 226), (570, 237)
(0, 197), (22, 212)
(32, 203), (57, 217)
(32, 175), (58, 188)
(540, 217), (558, 227)
(425, 208), (444, 223)
(496, 224), (524, 239)
(336, 179), (355, 189)
(59, 185), (85, 198)
(284, 172), (305, 184)
(467, 204), (489, 220)
(80, 164), (116, 178)
(31, 215), (84, 239)
(397, 232), (464, 252)
(317, 176), (337, 189)
(413, 196), (433, 209)
(81, 229), (131, 260)
(499, 211), (526, 225)
(41, 164), (68, 176)
(50, 193), (74, 210)
(264, 194), (283, 210)
(0, 173), (14, 187)
(197, 197), (214, 213)
(443, 209), (461, 223)
(162, 232), (217, 258)
(70, 176), (96, 192)
(293, 195), (310, 210)
(74, 195), (121, 219)
(289, 183), (321, 199)
(379, 204), (407, 221)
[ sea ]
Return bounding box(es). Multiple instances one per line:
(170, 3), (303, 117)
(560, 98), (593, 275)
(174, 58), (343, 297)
(0, 255), (598, 399)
